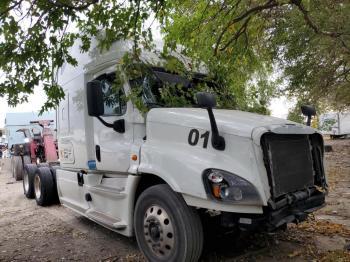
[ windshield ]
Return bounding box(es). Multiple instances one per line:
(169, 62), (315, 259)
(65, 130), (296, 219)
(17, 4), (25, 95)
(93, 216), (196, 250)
(130, 68), (216, 108)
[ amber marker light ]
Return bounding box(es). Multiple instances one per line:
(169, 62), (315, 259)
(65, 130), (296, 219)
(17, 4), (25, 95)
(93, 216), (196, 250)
(212, 184), (221, 199)
(131, 154), (138, 161)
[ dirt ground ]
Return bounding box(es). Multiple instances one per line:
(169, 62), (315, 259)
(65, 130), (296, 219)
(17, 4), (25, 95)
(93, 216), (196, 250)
(0, 139), (350, 262)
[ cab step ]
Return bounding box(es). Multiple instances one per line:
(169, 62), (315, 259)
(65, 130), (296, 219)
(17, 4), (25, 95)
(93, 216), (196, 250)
(86, 210), (127, 230)
(87, 184), (126, 199)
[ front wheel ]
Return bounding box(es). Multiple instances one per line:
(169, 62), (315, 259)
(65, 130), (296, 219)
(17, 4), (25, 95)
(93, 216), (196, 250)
(134, 184), (203, 262)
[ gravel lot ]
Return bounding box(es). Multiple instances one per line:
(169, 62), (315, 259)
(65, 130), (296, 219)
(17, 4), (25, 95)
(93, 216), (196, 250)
(0, 138), (349, 261)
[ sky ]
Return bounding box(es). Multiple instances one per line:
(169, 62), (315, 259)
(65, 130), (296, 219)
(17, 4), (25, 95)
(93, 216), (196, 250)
(269, 97), (294, 119)
(0, 86), (47, 128)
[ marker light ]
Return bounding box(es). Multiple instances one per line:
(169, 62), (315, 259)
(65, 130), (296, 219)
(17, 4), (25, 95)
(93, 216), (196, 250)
(212, 184), (221, 198)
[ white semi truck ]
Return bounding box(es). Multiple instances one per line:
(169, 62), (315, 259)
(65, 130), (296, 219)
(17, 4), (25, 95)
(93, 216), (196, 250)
(23, 41), (327, 261)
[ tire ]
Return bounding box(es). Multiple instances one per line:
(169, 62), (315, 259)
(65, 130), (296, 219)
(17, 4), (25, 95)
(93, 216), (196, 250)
(49, 167), (60, 204)
(134, 184), (203, 262)
(11, 157), (14, 178)
(12, 156), (24, 181)
(37, 163), (50, 168)
(34, 167), (55, 206)
(23, 155), (31, 165)
(23, 164), (38, 199)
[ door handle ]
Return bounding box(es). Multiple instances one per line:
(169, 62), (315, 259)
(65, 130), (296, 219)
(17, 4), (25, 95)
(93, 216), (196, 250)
(77, 171), (84, 186)
(95, 145), (101, 162)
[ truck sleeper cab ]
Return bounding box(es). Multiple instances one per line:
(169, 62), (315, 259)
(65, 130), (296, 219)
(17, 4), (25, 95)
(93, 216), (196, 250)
(32, 41), (326, 262)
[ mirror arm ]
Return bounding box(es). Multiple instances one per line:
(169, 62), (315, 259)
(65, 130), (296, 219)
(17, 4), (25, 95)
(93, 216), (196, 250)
(306, 116), (312, 126)
(207, 108), (225, 151)
(96, 116), (114, 129)
(96, 116), (125, 133)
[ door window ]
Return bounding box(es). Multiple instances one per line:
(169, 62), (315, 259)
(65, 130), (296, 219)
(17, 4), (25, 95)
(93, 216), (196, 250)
(99, 75), (127, 116)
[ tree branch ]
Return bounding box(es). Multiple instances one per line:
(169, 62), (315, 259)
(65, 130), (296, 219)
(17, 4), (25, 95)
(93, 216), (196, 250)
(214, 0), (284, 55)
(290, 0), (341, 37)
(0, 1), (22, 18)
(190, 0), (238, 36)
(46, 0), (98, 11)
(219, 16), (251, 52)
(133, 0), (141, 54)
(290, 0), (350, 52)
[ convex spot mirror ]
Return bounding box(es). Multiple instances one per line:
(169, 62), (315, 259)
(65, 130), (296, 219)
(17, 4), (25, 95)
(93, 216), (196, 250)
(301, 105), (316, 117)
(196, 92), (217, 108)
(301, 105), (316, 127)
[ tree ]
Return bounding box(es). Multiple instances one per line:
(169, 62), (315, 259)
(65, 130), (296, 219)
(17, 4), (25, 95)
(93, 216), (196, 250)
(270, 0), (350, 111)
(0, 0), (165, 111)
(163, 0), (350, 112)
(0, 0), (349, 114)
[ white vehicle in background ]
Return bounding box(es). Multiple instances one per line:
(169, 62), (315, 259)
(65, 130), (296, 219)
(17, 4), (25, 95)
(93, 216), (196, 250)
(319, 112), (350, 139)
(22, 41), (327, 262)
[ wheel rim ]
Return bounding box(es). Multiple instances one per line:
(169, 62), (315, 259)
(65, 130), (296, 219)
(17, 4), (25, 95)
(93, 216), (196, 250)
(143, 205), (175, 258)
(23, 170), (29, 193)
(34, 175), (41, 199)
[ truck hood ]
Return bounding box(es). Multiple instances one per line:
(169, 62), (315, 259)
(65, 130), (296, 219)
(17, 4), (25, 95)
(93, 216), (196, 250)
(147, 108), (316, 139)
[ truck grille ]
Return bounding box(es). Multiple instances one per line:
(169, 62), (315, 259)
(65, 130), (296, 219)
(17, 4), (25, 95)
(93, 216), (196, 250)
(261, 134), (315, 198)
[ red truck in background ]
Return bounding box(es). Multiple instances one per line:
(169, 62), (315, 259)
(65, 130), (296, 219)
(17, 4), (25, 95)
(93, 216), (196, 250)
(11, 120), (58, 181)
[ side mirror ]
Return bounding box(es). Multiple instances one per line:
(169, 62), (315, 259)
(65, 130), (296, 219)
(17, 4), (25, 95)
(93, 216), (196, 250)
(87, 80), (104, 117)
(301, 105), (316, 126)
(196, 92), (225, 151)
(86, 80), (125, 134)
(196, 92), (216, 108)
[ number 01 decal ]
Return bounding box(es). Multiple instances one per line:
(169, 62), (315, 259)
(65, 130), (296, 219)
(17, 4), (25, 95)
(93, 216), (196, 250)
(188, 129), (210, 148)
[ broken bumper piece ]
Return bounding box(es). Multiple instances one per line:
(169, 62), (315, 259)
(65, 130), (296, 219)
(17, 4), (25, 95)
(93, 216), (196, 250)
(223, 190), (326, 231)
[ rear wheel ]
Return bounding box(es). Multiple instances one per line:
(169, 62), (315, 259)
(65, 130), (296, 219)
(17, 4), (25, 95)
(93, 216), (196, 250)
(11, 157), (14, 178)
(134, 184), (203, 262)
(34, 167), (55, 206)
(23, 164), (38, 199)
(12, 156), (23, 181)
(37, 163), (50, 168)
(23, 155), (31, 165)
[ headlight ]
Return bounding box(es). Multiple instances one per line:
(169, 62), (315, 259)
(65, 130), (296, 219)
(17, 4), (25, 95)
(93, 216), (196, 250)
(203, 169), (262, 205)
(24, 138), (30, 143)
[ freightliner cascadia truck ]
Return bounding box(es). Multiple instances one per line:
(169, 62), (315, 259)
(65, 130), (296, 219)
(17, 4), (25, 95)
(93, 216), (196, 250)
(23, 41), (327, 262)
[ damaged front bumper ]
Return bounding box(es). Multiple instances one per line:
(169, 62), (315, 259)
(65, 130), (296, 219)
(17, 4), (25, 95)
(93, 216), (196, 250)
(222, 189), (326, 231)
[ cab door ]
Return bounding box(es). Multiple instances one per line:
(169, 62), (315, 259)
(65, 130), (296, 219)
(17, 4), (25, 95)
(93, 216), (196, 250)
(92, 73), (133, 172)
